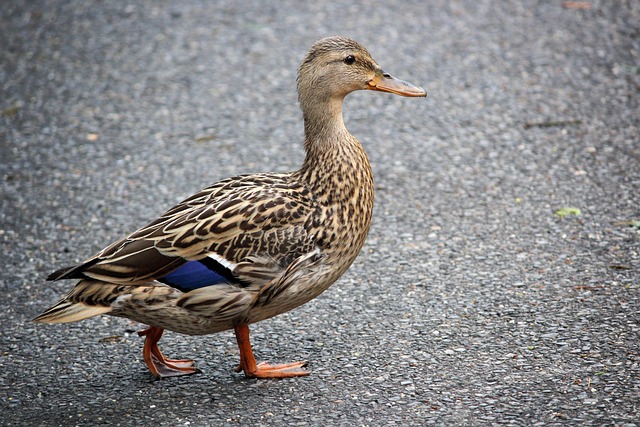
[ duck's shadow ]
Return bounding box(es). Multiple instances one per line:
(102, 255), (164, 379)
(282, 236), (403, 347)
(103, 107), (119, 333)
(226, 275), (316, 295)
(28, 361), (314, 426)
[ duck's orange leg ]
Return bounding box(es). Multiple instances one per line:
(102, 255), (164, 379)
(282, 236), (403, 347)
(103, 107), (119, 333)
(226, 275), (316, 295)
(233, 324), (309, 378)
(138, 326), (199, 378)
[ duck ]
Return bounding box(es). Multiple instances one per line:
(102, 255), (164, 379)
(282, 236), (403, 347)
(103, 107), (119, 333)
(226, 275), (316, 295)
(34, 36), (426, 379)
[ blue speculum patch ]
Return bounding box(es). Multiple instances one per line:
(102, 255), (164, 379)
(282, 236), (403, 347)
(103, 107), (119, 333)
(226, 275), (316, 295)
(159, 260), (229, 292)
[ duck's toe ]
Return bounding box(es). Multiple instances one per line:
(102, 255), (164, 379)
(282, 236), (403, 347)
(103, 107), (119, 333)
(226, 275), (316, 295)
(240, 360), (310, 379)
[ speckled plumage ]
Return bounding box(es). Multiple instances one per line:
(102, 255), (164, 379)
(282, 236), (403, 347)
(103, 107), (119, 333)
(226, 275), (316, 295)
(35, 36), (426, 379)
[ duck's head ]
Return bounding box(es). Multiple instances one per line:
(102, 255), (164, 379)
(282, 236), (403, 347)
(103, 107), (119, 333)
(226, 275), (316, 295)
(297, 36), (427, 104)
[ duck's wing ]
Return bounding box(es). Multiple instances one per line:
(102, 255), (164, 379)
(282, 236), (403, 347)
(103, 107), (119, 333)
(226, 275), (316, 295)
(48, 173), (319, 291)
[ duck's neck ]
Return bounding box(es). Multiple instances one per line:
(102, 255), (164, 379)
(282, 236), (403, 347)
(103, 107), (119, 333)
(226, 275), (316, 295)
(298, 96), (374, 206)
(298, 93), (343, 145)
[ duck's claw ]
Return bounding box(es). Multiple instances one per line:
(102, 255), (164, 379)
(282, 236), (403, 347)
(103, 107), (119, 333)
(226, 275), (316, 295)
(149, 352), (200, 378)
(248, 361), (310, 378)
(139, 326), (200, 379)
(235, 361), (309, 378)
(234, 324), (310, 379)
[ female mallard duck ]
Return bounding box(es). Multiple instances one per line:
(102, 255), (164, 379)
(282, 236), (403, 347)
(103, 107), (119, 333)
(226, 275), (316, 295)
(35, 36), (426, 379)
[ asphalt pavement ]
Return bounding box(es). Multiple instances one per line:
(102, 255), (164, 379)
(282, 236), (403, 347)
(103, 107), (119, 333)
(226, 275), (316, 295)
(1, 1), (639, 425)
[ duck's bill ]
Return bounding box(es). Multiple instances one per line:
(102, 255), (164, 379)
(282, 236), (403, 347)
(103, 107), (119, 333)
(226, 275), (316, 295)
(367, 72), (427, 97)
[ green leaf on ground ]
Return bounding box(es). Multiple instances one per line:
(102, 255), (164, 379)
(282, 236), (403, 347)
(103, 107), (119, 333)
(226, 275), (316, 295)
(555, 207), (582, 218)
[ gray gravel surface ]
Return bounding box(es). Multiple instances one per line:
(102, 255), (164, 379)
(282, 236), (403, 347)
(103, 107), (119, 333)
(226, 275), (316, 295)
(1, 1), (639, 426)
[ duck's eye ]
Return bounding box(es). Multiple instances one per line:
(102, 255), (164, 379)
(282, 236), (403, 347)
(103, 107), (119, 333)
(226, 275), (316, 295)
(343, 55), (356, 65)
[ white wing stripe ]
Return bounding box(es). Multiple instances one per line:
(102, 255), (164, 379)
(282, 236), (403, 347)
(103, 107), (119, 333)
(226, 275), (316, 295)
(207, 252), (237, 271)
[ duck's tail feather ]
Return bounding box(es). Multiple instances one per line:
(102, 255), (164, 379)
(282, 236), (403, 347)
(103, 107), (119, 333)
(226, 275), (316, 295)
(33, 300), (112, 323)
(33, 279), (120, 324)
